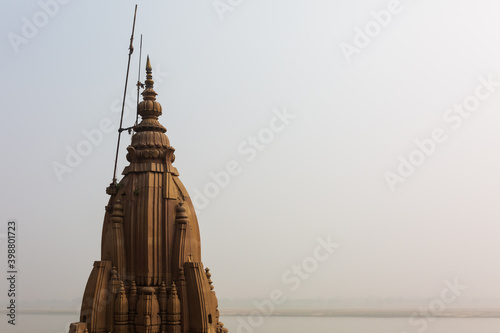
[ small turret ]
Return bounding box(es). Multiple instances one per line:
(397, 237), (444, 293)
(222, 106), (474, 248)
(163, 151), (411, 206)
(177, 268), (189, 333)
(110, 201), (127, 280)
(129, 281), (138, 333)
(107, 267), (121, 331)
(167, 282), (182, 333)
(173, 202), (188, 280)
(114, 281), (129, 333)
(159, 281), (168, 332)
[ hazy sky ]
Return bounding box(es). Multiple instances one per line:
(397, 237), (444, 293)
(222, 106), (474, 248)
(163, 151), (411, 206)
(2, 0), (500, 308)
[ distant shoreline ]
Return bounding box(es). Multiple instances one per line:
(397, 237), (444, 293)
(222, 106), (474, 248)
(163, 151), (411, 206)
(4, 308), (500, 318)
(222, 308), (500, 318)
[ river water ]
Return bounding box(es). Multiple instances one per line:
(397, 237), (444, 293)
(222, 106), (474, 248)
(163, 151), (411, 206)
(2, 313), (500, 333)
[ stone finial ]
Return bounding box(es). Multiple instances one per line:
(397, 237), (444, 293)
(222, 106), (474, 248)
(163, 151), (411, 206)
(144, 55), (156, 98)
(159, 281), (167, 295)
(168, 281), (178, 296)
(166, 281), (181, 322)
(175, 202), (188, 223)
(130, 280), (137, 292)
(178, 267), (186, 281)
(118, 281), (125, 294)
(136, 56), (163, 125)
(159, 281), (168, 314)
(128, 280), (138, 313)
(114, 280), (129, 323)
(110, 266), (118, 281)
(146, 56), (152, 75)
(128, 56), (172, 165)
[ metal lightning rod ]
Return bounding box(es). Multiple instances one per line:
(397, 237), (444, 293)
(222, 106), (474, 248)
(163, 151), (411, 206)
(112, 4), (137, 185)
(133, 34), (144, 135)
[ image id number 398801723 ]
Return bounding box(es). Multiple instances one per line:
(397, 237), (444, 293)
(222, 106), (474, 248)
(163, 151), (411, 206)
(6, 220), (17, 325)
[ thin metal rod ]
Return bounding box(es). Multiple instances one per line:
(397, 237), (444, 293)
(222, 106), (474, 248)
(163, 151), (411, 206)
(112, 4), (137, 184)
(133, 34), (143, 134)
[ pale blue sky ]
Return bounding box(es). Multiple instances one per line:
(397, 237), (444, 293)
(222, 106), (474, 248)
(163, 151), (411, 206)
(2, 0), (500, 307)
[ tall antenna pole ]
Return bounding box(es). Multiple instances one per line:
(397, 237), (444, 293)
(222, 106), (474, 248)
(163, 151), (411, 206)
(133, 34), (144, 135)
(112, 4), (137, 185)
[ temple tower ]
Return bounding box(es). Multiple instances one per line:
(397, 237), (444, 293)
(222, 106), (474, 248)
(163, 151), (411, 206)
(69, 57), (228, 333)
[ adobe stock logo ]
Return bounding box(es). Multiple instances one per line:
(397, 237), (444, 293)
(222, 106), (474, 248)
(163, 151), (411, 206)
(236, 235), (340, 333)
(213, 0), (244, 21)
(191, 107), (296, 210)
(385, 74), (499, 191)
(400, 278), (466, 333)
(51, 66), (169, 183)
(7, 0), (72, 54)
(339, 0), (406, 63)
(52, 120), (115, 182)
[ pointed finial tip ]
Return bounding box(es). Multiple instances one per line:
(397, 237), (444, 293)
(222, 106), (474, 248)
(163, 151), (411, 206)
(146, 55), (152, 71)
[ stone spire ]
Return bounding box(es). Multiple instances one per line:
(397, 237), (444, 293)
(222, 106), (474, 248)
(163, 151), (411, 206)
(134, 56), (166, 134)
(126, 56), (172, 168)
(69, 57), (227, 333)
